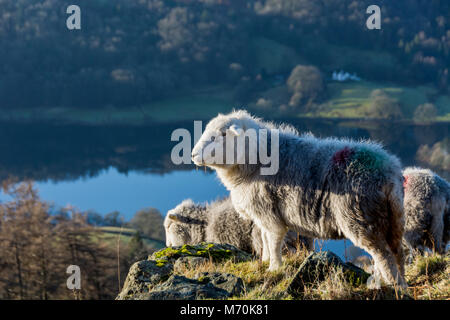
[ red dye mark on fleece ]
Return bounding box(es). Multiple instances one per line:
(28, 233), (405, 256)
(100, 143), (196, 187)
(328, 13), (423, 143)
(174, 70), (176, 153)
(332, 146), (354, 166)
(403, 175), (409, 188)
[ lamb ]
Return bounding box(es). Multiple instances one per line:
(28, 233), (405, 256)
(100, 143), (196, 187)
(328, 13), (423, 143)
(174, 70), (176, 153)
(402, 167), (450, 255)
(164, 199), (207, 247)
(164, 197), (313, 256)
(192, 110), (406, 288)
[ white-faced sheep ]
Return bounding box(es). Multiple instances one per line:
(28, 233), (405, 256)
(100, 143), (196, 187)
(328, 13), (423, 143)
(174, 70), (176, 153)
(164, 199), (207, 247)
(192, 110), (406, 288)
(402, 167), (450, 255)
(164, 197), (312, 256)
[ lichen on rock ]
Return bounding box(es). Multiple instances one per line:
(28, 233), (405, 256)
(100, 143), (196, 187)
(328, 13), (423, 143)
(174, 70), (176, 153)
(151, 242), (251, 263)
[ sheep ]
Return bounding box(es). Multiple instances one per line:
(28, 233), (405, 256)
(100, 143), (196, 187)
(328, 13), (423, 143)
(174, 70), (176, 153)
(164, 199), (207, 247)
(164, 197), (313, 256)
(191, 110), (406, 288)
(402, 167), (450, 255)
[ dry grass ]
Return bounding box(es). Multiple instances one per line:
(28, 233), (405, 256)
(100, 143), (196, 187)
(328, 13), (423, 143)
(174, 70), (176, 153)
(174, 248), (450, 300)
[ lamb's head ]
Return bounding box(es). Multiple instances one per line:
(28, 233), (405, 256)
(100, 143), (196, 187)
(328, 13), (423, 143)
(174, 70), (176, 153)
(164, 199), (207, 246)
(191, 110), (265, 170)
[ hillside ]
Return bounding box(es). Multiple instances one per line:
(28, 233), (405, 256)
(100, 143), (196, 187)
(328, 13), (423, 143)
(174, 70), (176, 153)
(0, 0), (449, 124)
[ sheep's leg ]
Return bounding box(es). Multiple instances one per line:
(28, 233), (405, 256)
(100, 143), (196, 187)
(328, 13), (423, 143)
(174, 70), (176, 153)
(266, 229), (287, 271)
(394, 240), (406, 278)
(372, 248), (407, 289)
(402, 240), (415, 264)
(350, 236), (407, 289)
(367, 260), (382, 289)
(261, 230), (270, 262)
(344, 230), (407, 288)
(430, 215), (444, 254)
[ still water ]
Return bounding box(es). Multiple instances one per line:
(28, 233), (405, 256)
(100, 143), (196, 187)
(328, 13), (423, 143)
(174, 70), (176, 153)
(36, 167), (227, 219)
(1, 118), (448, 258)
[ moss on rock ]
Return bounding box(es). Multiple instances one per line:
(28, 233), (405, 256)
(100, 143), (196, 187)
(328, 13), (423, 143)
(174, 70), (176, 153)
(151, 242), (251, 263)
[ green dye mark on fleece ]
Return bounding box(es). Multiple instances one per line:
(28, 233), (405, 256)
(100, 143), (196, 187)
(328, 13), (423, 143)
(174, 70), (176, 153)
(352, 147), (387, 173)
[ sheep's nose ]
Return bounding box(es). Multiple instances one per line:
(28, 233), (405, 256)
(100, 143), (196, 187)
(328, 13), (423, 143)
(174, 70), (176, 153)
(192, 152), (201, 163)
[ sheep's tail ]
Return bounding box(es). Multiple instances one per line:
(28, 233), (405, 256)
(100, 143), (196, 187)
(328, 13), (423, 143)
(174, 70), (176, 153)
(386, 180), (405, 275)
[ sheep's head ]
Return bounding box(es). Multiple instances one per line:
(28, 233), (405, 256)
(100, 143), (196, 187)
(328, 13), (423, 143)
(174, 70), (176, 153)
(164, 199), (207, 247)
(191, 110), (263, 169)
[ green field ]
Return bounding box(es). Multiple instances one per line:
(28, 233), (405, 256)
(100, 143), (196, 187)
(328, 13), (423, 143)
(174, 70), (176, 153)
(95, 226), (165, 250)
(304, 81), (450, 121)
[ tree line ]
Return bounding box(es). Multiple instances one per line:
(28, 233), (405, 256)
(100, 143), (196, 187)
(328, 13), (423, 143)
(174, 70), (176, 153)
(0, 180), (164, 299)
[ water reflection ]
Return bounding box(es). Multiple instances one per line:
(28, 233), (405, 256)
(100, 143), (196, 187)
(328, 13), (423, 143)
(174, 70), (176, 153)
(36, 167), (227, 220)
(0, 119), (448, 183)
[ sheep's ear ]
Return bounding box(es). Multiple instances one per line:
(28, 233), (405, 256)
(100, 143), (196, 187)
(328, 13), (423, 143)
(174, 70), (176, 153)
(228, 124), (242, 136)
(167, 214), (180, 222)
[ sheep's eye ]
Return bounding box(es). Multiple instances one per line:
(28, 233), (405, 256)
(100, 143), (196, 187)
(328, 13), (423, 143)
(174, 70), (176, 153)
(211, 136), (215, 142)
(221, 132), (226, 137)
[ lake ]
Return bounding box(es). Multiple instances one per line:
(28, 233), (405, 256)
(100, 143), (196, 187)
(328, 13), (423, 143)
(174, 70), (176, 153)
(0, 118), (448, 259)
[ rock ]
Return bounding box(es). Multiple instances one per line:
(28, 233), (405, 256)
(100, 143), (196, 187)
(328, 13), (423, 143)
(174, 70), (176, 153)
(136, 275), (230, 300)
(195, 272), (244, 296)
(117, 243), (249, 300)
(174, 256), (210, 272)
(287, 251), (371, 298)
(151, 243), (252, 264)
(116, 260), (173, 300)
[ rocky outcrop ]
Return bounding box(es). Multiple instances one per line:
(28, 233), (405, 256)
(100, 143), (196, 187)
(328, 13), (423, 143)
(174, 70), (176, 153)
(116, 260), (173, 300)
(116, 243), (249, 300)
(135, 275), (231, 300)
(287, 251), (371, 297)
(195, 272), (244, 296)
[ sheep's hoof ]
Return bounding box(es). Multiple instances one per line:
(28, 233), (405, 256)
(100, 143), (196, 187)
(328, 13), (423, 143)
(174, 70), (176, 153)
(267, 263), (282, 272)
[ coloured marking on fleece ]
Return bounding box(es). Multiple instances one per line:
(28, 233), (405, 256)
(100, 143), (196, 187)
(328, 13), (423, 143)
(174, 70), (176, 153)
(331, 146), (354, 167)
(403, 175), (409, 188)
(352, 147), (387, 172)
(331, 146), (387, 173)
